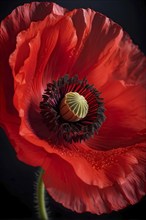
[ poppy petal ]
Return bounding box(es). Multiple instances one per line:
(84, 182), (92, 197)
(9, 13), (78, 147)
(42, 143), (146, 214)
(0, 1), (67, 121)
(0, 2), (66, 163)
(87, 81), (146, 150)
(67, 10), (146, 150)
(70, 11), (123, 79)
(67, 10), (146, 87)
(69, 10), (146, 150)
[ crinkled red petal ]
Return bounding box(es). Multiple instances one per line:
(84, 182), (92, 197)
(42, 143), (146, 214)
(0, 2), (67, 164)
(87, 81), (146, 150)
(9, 10), (78, 149)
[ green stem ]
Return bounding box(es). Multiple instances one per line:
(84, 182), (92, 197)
(37, 169), (48, 220)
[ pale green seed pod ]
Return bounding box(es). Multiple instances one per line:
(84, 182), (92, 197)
(60, 92), (89, 122)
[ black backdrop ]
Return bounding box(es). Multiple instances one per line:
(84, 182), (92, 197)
(0, 0), (146, 219)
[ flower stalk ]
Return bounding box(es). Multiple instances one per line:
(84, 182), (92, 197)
(36, 169), (48, 220)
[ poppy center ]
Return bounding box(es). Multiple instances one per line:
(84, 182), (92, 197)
(60, 92), (89, 122)
(40, 75), (105, 145)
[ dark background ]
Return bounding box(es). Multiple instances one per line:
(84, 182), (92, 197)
(0, 0), (146, 219)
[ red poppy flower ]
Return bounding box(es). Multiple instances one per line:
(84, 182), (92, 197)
(0, 2), (146, 215)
